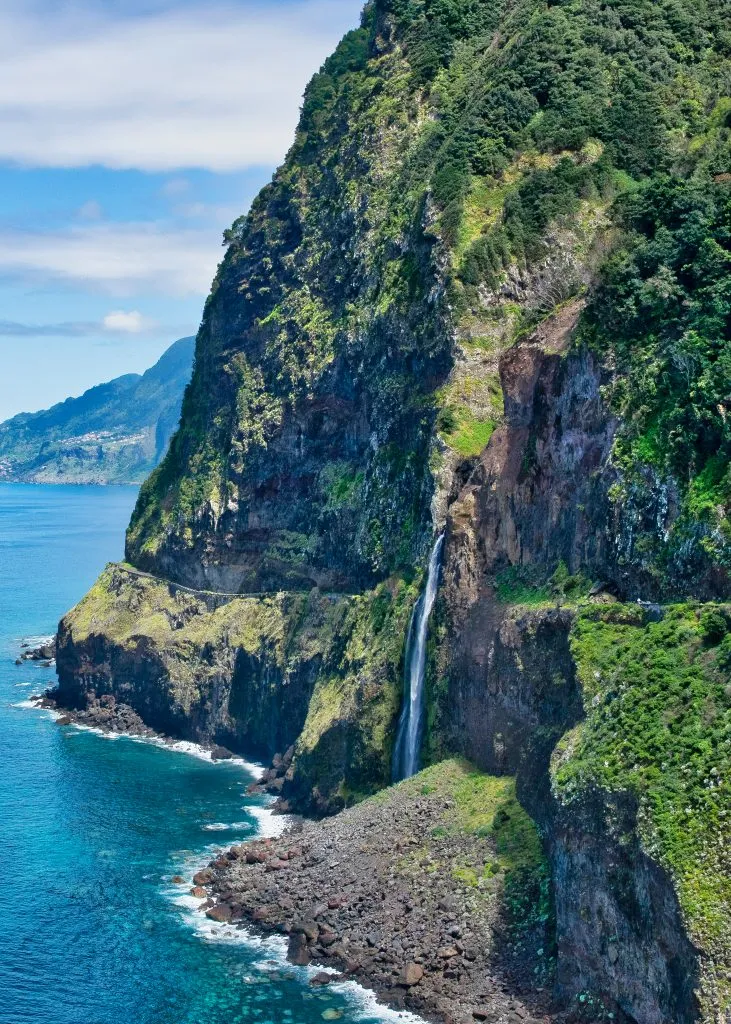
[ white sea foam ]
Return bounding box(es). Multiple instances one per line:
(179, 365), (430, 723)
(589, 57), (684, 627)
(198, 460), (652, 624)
(15, 670), (423, 1023)
(201, 821), (254, 832)
(168, 889), (425, 1024)
(248, 804), (290, 838)
(162, 813), (427, 1024)
(327, 981), (426, 1024)
(68, 722), (124, 739)
(17, 634), (55, 647)
(18, 699), (266, 778)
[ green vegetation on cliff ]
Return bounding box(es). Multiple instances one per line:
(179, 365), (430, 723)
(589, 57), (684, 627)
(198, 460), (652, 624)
(61, 562), (423, 810)
(124, 0), (730, 601)
(59, 3), (731, 1016)
(581, 175), (731, 578)
(555, 602), (731, 994)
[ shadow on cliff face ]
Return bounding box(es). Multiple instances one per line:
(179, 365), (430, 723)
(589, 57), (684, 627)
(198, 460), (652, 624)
(434, 320), (706, 1023)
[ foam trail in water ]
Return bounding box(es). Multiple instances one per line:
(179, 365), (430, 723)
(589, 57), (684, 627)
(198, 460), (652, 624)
(202, 821), (255, 832)
(19, 700), (266, 778)
(392, 534), (444, 781)
(248, 804), (291, 838)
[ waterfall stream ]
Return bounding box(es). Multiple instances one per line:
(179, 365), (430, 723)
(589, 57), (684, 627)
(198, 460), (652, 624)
(392, 534), (445, 781)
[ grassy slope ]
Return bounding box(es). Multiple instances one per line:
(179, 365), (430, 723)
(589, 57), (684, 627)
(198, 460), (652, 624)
(371, 758), (554, 979)
(554, 603), (731, 972)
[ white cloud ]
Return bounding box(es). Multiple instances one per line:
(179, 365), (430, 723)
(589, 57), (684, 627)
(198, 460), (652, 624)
(78, 199), (103, 220)
(161, 178), (191, 199)
(0, 221), (220, 295)
(0, 1), (363, 172)
(0, 312), (159, 337)
(102, 310), (154, 333)
(172, 200), (243, 222)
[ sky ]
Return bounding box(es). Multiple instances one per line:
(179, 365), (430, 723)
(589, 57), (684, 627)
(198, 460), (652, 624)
(0, 0), (363, 421)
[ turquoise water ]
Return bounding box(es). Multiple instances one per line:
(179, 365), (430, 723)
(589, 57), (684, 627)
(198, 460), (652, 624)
(0, 485), (398, 1024)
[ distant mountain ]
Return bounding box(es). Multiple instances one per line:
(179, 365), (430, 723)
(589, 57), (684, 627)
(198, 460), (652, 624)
(0, 336), (195, 484)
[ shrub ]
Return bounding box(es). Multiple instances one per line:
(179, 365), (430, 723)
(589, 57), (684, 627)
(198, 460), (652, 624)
(700, 609), (728, 646)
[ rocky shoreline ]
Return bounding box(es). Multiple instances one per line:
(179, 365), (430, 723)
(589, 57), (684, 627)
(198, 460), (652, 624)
(30, 674), (606, 1023)
(185, 762), (577, 1024)
(32, 689), (240, 763)
(16, 637), (56, 667)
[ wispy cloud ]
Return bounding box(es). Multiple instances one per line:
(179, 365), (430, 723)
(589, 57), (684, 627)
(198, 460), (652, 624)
(0, 320), (96, 338)
(0, 310), (159, 337)
(102, 310), (156, 333)
(78, 200), (103, 220)
(0, 0), (362, 172)
(0, 221), (220, 296)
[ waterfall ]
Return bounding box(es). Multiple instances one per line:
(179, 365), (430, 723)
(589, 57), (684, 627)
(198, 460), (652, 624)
(392, 533), (445, 782)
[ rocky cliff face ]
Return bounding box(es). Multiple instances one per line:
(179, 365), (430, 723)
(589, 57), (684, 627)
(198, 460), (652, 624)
(437, 322), (730, 1021)
(126, 13), (454, 595)
(56, 562), (422, 812)
(432, 597), (713, 1024)
(55, 1), (730, 1021)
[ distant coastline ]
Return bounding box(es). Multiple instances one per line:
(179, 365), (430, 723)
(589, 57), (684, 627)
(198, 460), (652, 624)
(0, 336), (193, 486)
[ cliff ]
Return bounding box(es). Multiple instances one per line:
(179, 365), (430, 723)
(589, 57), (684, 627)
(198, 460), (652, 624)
(55, 1), (730, 1021)
(0, 336), (194, 484)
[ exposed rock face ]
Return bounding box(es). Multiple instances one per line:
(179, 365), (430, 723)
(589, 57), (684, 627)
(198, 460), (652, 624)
(444, 313), (716, 610)
(447, 318), (614, 593)
(55, 565), (325, 756)
(552, 790), (700, 1024)
(56, 562), (417, 809)
(434, 602), (580, 781)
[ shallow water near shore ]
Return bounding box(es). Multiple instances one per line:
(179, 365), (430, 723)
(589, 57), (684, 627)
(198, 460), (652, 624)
(0, 484), (413, 1024)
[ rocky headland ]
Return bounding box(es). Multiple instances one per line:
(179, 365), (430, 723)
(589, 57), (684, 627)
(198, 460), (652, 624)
(33, 688), (239, 763)
(0, 336), (194, 485)
(17, 637), (56, 666)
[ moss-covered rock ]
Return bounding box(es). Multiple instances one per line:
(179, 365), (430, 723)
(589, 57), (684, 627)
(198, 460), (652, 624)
(554, 603), (731, 1019)
(57, 563), (420, 811)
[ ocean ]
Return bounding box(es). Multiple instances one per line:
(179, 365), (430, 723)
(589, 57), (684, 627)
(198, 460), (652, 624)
(0, 484), (406, 1024)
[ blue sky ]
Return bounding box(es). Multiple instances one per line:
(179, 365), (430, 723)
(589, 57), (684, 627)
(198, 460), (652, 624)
(0, 0), (363, 420)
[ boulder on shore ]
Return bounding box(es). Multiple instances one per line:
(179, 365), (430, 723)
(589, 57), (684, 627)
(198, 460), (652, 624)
(399, 964), (424, 987)
(287, 931), (311, 966)
(205, 903), (232, 923)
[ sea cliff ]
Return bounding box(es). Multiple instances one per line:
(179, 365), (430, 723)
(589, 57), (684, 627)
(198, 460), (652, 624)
(55, 1), (731, 1021)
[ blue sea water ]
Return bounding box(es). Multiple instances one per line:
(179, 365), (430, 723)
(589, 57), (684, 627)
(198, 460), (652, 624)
(0, 485), (404, 1024)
